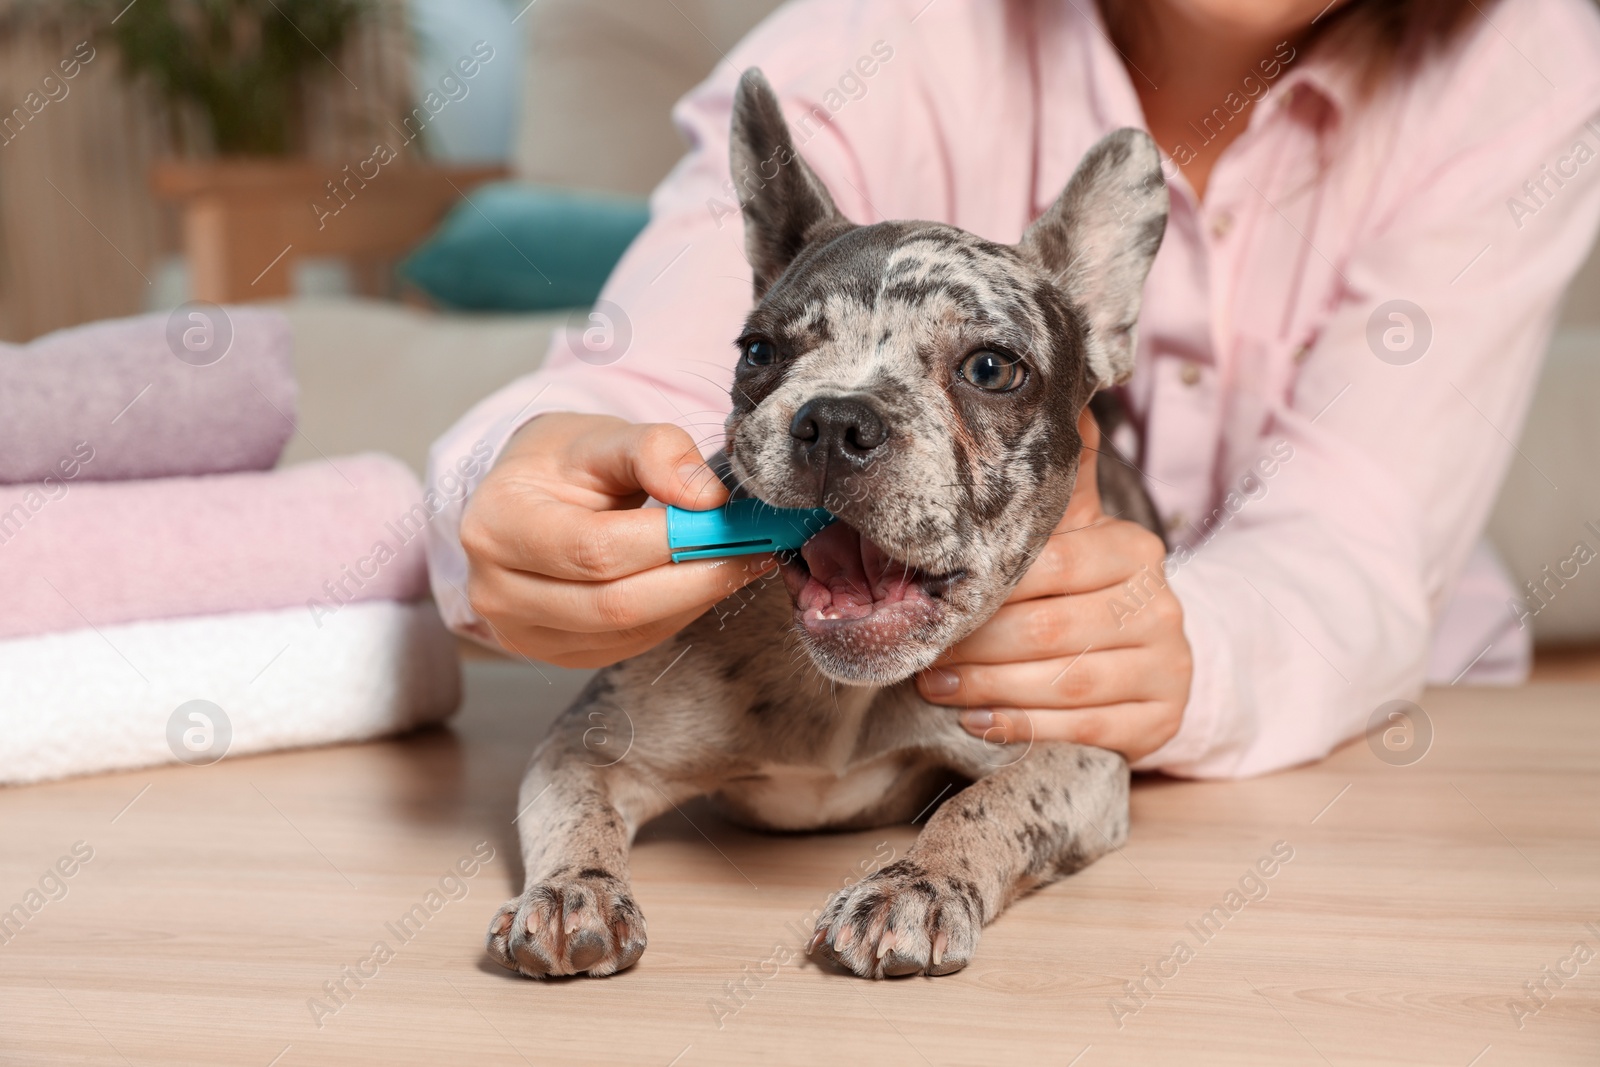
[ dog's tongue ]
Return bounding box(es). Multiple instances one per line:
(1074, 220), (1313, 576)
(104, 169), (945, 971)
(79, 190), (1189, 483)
(799, 523), (872, 619)
(797, 522), (916, 622)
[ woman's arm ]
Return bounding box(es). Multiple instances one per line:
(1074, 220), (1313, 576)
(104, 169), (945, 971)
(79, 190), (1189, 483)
(922, 95), (1600, 778)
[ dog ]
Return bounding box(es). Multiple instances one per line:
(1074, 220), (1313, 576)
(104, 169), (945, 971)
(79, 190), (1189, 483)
(485, 68), (1169, 980)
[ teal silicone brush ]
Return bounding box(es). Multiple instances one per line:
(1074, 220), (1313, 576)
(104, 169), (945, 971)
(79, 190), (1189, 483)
(665, 500), (836, 562)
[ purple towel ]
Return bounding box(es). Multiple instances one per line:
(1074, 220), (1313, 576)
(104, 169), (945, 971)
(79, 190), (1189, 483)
(0, 307), (296, 483)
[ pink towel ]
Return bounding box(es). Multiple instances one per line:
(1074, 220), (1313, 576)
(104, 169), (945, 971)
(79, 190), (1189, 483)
(0, 307), (296, 484)
(0, 454), (433, 640)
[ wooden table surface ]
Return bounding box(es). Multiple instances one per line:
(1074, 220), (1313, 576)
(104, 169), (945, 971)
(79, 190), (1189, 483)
(3, 659), (1597, 1066)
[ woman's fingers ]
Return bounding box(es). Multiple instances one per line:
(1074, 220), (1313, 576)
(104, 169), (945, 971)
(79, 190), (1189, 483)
(564, 418), (732, 511)
(484, 600), (722, 669)
(466, 494), (676, 581)
(1008, 516), (1169, 601)
(464, 417), (730, 583)
(934, 587), (1171, 665)
(918, 646), (1168, 709)
(957, 703), (1181, 762)
(458, 413), (762, 667)
(469, 552), (776, 635)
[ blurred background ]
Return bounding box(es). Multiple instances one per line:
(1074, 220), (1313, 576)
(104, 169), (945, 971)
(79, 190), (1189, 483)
(0, 0), (1596, 660)
(0, 0), (784, 461)
(0, 0), (796, 332)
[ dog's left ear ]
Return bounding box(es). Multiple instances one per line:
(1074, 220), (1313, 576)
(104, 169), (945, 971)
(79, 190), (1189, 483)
(1019, 128), (1168, 389)
(731, 68), (849, 299)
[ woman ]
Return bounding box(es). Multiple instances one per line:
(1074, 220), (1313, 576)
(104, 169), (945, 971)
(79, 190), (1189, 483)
(427, 0), (1600, 777)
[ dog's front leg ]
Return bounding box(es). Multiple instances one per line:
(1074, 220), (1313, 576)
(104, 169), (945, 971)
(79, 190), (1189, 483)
(813, 743), (1128, 978)
(485, 709), (681, 979)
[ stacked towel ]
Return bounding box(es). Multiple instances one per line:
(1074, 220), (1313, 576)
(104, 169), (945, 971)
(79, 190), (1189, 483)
(0, 454), (430, 639)
(0, 602), (461, 786)
(0, 307), (297, 482)
(0, 309), (461, 785)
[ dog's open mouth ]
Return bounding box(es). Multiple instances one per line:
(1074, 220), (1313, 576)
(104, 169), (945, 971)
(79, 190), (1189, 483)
(779, 521), (962, 639)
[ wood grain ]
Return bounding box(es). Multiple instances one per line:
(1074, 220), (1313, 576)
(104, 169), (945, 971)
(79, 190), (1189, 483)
(2, 661), (1597, 1066)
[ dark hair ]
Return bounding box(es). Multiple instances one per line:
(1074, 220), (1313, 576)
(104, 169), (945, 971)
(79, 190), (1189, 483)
(1100, 0), (1489, 96)
(1308, 0), (1486, 91)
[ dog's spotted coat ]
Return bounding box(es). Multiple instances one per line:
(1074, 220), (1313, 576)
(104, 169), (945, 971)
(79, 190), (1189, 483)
(486, 69), (1169, 980)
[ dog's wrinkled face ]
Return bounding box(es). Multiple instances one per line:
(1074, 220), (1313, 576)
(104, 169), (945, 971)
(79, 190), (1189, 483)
(727, 223), (1088, 683)
(723, 70), (1167, 686)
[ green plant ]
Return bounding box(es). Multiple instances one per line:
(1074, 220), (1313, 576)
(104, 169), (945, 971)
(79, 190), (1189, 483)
(95, 0), (370, 156)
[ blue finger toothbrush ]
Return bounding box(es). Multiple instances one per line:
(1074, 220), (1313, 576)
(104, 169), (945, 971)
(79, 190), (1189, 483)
(666, 500), (836, 562)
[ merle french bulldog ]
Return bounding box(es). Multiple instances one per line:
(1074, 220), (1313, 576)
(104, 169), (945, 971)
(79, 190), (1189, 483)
(486, 68), (1168, 980)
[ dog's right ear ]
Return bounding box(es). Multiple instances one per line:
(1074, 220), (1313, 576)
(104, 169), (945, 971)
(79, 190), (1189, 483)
(731, 68), (847, 299)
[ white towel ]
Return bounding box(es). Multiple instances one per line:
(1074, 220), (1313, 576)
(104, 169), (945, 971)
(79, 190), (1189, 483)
(0, 600), (461, 786)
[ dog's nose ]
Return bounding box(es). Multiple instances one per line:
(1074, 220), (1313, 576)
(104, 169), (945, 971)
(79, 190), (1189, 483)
(789, 396), (888, 462)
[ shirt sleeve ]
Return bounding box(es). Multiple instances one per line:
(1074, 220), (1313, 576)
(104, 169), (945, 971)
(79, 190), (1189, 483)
(1135, 104), (1600, 779)
(423, 2), (899, 639)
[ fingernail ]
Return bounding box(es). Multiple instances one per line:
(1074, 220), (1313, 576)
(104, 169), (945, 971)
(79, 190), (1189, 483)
(922, 667), (961, 696)
(960, 710), (995, 732)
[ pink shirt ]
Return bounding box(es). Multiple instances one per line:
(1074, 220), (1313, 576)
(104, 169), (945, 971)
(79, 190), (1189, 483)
(427, 0), (1600, 778)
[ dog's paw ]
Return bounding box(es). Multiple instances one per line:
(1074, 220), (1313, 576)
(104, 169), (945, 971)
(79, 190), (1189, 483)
(485, 870), (646, 978)
(810, 859), (984, 978)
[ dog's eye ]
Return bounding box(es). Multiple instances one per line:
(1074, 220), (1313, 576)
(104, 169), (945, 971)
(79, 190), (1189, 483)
(958, 349), (1025, 392)
(743, 338), (778, 366)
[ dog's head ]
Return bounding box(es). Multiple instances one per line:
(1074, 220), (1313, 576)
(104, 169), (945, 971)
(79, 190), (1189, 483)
(723, 69), (1167, 686)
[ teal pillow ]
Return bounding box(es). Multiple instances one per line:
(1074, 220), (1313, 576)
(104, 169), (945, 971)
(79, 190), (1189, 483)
(399, 182), (650, 311)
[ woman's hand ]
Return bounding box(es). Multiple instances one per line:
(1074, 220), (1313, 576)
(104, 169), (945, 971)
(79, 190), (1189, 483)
(460, 413), (775, 668)
(914, 407), (1192, 762)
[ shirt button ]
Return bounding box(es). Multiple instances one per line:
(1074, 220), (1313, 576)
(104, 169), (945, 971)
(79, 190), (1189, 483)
(1293, 342), (1313, 364)
(1165, 512), (1187, 535)
(1180, 363), (1202, 386)
(1209, 211), (1233, 239)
